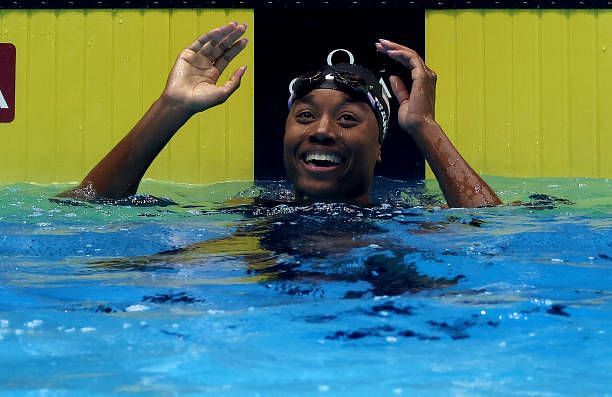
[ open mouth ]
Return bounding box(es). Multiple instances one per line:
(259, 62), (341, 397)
(300, 151), (346, 170)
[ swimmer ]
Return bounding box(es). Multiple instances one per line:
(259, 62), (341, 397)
(59, 22), (501, 208)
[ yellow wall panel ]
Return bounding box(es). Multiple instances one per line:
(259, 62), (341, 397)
(112, 10), (143, 146)
(195, 10), (222, 184)
(597, 10), (612, 178)
(195, 10), (229, 184)
(56, 10), (86, 180)
(483, 10), (513, 175)
(426, 9), (611, 178)
(142, 10), (171, 181)
(224, 9), (254, 182)
(455, 10), (485, 172)
(540, 10), (570, 177)
(0, 8), (254, 184)
(27, 11), (58, 182)
(425, 11), (457, 178)
(167, 9), (200, 183)
(1, 8), (608, 182)
(425, 11), (456, 139)
(512, 10), (541, 176)
(83, 10), (114, 177)
(0, 11), (28, 181)
(568, 10), (598, 177)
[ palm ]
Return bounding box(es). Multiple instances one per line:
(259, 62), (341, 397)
(396, 86), (435, 132)
(162, 23), (248, 113)
(166, 51), (223, 111)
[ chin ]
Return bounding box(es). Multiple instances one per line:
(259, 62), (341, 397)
(294, 178), (341, 200)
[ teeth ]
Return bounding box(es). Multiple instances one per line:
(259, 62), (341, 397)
(305, 152), (342, 164)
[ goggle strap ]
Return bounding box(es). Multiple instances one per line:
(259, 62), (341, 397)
(287, 93), (296, 111)
(379, 77), (392, 99)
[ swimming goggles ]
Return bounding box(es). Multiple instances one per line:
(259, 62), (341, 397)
(288, 70), (375, 110)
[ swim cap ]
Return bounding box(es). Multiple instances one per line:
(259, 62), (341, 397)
(288, 63), (390, 143)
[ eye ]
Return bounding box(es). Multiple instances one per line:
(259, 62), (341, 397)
(298, 111), (314, 118)
(338, 113), (359, 125)
(339, 114), (357, 122)
(296, 110), (316, 122)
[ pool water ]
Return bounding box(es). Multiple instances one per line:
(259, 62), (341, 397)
(0, 177), (610, 396)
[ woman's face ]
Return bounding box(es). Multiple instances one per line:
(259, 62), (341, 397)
(283, 88), (381, 206)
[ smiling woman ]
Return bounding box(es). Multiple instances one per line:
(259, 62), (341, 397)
(58, 22), (500, 208)
(284, 89), (381, 206)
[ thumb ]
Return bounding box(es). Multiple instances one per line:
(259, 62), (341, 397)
(389, 75), (410, 105)
(219, 65), (247, 102)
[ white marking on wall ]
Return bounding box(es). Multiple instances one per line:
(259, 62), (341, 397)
(0, 89), (8, 109)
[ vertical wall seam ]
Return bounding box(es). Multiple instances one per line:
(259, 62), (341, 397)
(196, 10), (202, 183)
(510, 9), (515, 175)
(225, 80), (231, 180)
(25, 10), (31, 181)
(53, 10), (58, 181)
(454, 12), (459, 145)
(110, 10), (115, 160)
(224, 9), (230, 180)
(594, 9), (601, 178)
(197, 8), (203, 183)
(166, 9), (171, 181)
(537, 10), (543, 177)
(81, 9), (87, 179)
(508, 9), (512, 174)
(563, 10), (570, 175)
(537, 10), (543, 176)
(166, 8), (174, 180)
(139, 9), (144, 117)
(480, 9), (486, 174)
(565, 9), (573, 176)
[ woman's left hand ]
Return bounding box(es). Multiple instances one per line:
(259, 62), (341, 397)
(375, 39), (437, 135)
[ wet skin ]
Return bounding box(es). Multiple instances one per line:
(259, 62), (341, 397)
(283, 89), (381, 206)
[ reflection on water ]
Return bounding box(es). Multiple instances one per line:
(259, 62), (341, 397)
(89, 183), (473, 297)
(85, 181), (583, 299)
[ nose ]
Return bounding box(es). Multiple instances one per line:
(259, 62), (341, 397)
(307, 114), (337, 145)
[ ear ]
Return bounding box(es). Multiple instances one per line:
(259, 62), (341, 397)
(376, 143), (382, 162)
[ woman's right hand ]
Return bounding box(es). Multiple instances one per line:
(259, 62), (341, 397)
(375, 39), (437, 135)
(162, 22), (248, 114)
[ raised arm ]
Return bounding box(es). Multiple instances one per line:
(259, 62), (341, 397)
(376, 39), (501, 208)
(59, 22), (248, 201)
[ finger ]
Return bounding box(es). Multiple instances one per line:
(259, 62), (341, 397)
(187, 22), (237, 54)
(385, 48), (424, 69)
(377, 39), (428, 74)
(379, 39), (426, 67)
(199, 23), (243, 60)
(208, 23), (246, 61)
(214, 38), (248, 73)
(218, 66), (247, 102)
(386, 50), (430, 81)
(424, 64), (437, 79)
(389, 75), (410, 104)
(424, 65), (437, 88)
(377, 38), (412, 52)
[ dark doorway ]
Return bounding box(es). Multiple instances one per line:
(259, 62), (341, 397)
(254, 7), (426, 181)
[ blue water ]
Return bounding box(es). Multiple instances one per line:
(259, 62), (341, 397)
(0, 177), (610, 396)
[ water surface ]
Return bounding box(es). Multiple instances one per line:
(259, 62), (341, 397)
(0, 177), (610, 396)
